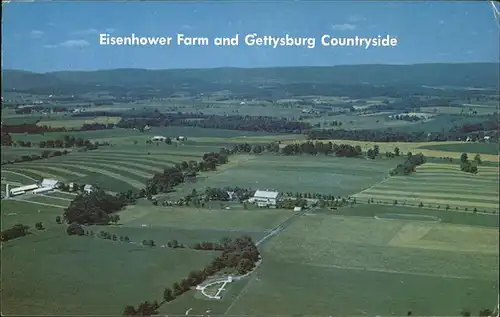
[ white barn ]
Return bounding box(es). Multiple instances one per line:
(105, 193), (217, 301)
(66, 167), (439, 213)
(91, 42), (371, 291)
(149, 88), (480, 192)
(10, 184), (38, 195)
(41, 178), (58, 189)
(249, 190), (281, 207)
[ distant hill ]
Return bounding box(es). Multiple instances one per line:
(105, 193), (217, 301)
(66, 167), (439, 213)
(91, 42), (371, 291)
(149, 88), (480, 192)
(2, 63), (499, 93)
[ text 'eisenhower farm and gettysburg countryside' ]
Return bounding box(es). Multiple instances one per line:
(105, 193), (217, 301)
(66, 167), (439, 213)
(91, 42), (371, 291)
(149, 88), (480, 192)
(99, 33), (399, 49)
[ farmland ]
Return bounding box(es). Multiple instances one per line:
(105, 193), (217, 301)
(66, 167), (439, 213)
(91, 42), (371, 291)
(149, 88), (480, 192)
(1, 228), (217, 316)
(36, 116), (122, 128)
(221, 214), (499, 316)
(354, 162), (499, 213)
(166, 154), (400, 200)
(1, 62), (499, 316)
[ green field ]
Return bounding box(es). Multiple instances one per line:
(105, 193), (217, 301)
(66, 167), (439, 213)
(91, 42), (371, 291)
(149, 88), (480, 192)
(354, 162), (499, 213)
(421, 142), (499, 155)
(0, 201), (291, 316)
(168, 154), (402, 200)
(1, 228), (217, 316)
(1, 124), (499, 316)
(221, 214), (499, 316)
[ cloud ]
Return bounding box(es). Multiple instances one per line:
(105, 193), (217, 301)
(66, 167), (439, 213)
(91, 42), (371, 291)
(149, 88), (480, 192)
(438, 20), (445, 25)
(30, 30), (44, 38)
(347, 15), (366, 23)
(71, 28), (116, 35)
(44, 39), (90, 49)
(72, 28), (100, 35)
(331, 23), (356, 31)
(181, 24), (193, 30)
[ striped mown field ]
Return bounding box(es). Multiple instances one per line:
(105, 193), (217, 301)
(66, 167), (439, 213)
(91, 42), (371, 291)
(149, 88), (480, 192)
(1, 148), (206, 192)
(354, 163), (499, 213)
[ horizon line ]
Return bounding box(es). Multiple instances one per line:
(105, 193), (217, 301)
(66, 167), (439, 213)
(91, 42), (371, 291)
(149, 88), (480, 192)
(4, 61), (499, 74)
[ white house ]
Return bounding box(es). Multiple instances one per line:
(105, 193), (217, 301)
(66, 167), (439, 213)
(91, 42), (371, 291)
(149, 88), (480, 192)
(41, 178), (59, 189)
(151, 136), (167, 142)
(84, 184), (94, 193)
(249, 190), (281, 207)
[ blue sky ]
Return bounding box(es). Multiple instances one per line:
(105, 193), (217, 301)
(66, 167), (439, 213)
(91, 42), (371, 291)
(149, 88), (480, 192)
(3, 1), (499, 72)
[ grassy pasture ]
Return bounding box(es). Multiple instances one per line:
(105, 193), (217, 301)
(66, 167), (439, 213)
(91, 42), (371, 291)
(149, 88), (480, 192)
(1, 147), (53, 163)
(223, 214), (498, 316)
(168, 154), (400, 200)
(1, 228), (216, 316)
(1, 199), (64, 229)
(118, 205), (291, 233)
(354, 163), (499, 213)
(36, 116), (122, 128)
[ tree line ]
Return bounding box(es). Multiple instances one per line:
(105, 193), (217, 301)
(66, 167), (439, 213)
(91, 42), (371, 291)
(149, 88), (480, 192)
(144, 149), (230, 196)
(307, 116), (498, 142)
(389, 152), (426, 176)
(123, 236), (260, 316)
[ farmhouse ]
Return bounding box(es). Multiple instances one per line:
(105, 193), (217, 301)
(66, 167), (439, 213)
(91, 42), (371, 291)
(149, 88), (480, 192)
(84, 184), (94, 193)
(249, 189), (281, 207)
(151, 136), (167, 142)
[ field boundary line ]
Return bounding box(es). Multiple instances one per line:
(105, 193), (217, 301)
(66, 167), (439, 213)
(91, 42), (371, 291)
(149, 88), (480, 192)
(354, 175), (392, 196)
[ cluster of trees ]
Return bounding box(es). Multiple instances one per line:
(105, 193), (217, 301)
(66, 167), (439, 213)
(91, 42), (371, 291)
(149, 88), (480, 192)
(171, 115), (311, 133)
(81, 123), (115, 131)
(280, 141), (363, 157)
(144, 149), (229, 196)
(366, 145), (380, 159)
(306, 120), (498, 142)
(1, 123), (68, 134)
(0, 224), (30, 242)
(191, 241), (225, 251)
(460, 153), (480, 174)
(390, 114), (425, 122)
(123, 301), (160, 316)
(1, 150), (70, 166)
(38, 135), (106, 149)
(390, 152), (426, 176)
(123, 236), (260, 316)
(63, 190), (129, 225)
(451, 115), (499, 133)
(204, 187), (255, 202)
(277, 198), (308, 209)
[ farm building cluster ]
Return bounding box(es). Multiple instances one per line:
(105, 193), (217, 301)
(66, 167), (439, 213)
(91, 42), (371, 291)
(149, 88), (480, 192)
(5, 178), (95, 198)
